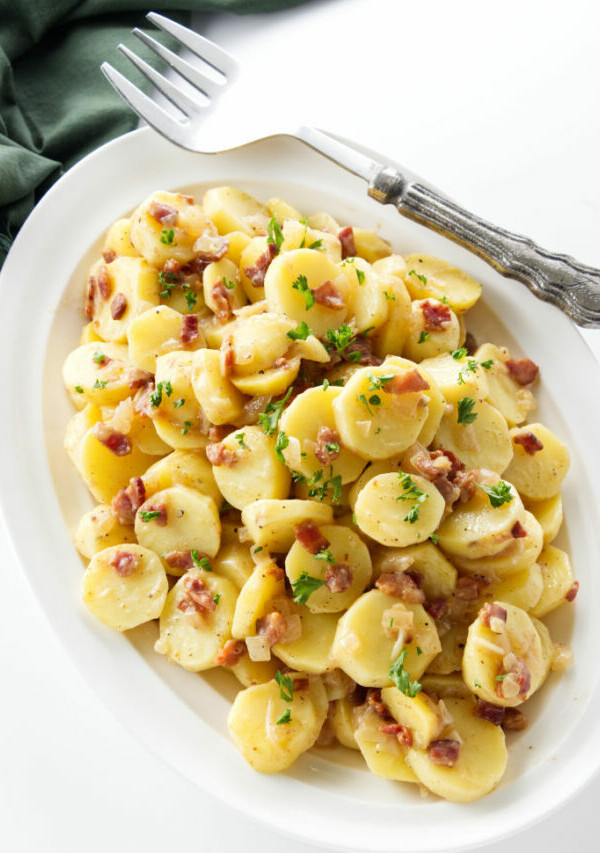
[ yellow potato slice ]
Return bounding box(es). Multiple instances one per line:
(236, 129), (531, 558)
(525, 494), (563, 544)
(503, 423), (570, 500)
(420, 673), (472, 700)
(343, 257), (388, 333)
(241, 499), (334, 552)
(103, 217), (140, 258)
(230, 357), (301, 397)
(134, 484), (221, 566)
(372, 541), (457, 599)
(381, 687), (445, 749)
(190, 348), (246, 426)
(370, 263), (412, 358)
(231, 563), (286, 639)
(212, 542), (255, 590)
(486, 563), (544, 612)
(285, 524), (372, 613)
(223, 230), (252, 266)
(426, 623), (468, 675)
(87, 256), (160, 343)
(384, 356), (446, 447)
(432, 400), (513, 474)
(82, 544), (168, 631)
(155, 569), (237, 671)
(266, 196), (302, 223)
(273, 606), (339, 674)
(80, 322), (105, 346)
(128, 305), (206, 373)
(404, 697), (507, 802)
(227, 673), (328, 773)
(332, 590), (441, 687)
(348, 457), (404, 511)
(419, 351), (490, 405)
(281, 219), (341, 263)
(152, 351), (208, 450)
(354, 472), (445, 547)
(452, 510), (544, 578)
(73, 504), (136, 559)
(354, 708), (418, 782)
(203, 186), (269, 236)
(229, 651), (281, 687)
(530, 545), (576, 618)
(238, 236), (269, 302)
(63, 342), (136, 407)
(353, 228), (393, 263)
(403, 255), (483, 313)
(403, 298), (461, 362)
(142, 449), (221, 505)
(475, 343), (536, 425)
(331, 698), (360, 750)
(203, 257), (247, 315)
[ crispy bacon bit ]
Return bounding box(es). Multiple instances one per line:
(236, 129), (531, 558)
(480, 602), (508, 633)
(464, 332), (478, 355)
(427, 739), (461, 767)
(502, 708), (528, 731)
(425, 597), (448, 620)
(85, 276), (96, 318)
(265, 564), (285, 581)
(244, 243), (278, 287)
(149, 200), (179, 227)
(324, 562), (352, 593)
(376, 571), (426, 604)
(93, 423), (131, 456)
(454, 469), (478, 503)
(312, 280), (345, 310)
(256, 611), (287, 647)
(220, 335), (235, 377)
(341, 334), (383, 366)
(506, 357), (539, 386)
(338, 226), (356, 259)
(110, 292), (128, 320)
(314, 426), (341, 466)
(566, 581), (579, 602)
(511, 520), (527, 538)
(128, 367), (154, 390)
(102, 249), (116, 264)
(513, 431), (544, 455)
(294, 519), (330, 555)
(111, 476), (146, 526)
(272, 357), (289, 369)
(164, 550), (195, 571)
(422, 300), (452, 331)
(215, 639), (246, 667)
(211, 280), (233, 322)
(164, 258), (182, 277)
(366, 688), (392, 720)
(206, 442), (238, 467)
(108, 549), (140, 577)
(133, 381), (154, 417)
(97, 265), (112, 300)
(178, 575), (216, 614)
(380, 722), (414, 747)
(474, 699), (505, 726)
(455, 576), (489, 601)
(208, 425), (233, 443)
(384, 369), (430, 395)
(180, 313), (199, 344)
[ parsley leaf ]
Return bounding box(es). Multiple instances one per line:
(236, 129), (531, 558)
(191, 550), (212, 571)
(150, 380), (173, 408)
(275, 430), (289, 463)
(408, 269), (427, 286)
(480, 359), (494, 370)
(357, 393), (374, 415)
(325, 323), (356, 354)
(286, 321), (313, 341)
(92, 351), (107, 364)
(275, 670), (295, 702)
(276, 709), (292, 725)
(457, 397), (477, 425)
(308, 239), (323, 250)
(74, 385), (84, 394)
(452, 348), (468, 360)
(476, 480), (514, 508)
(160, 228), (175, 246)
(396, 472), (429, 523)
(430, 533), (440, 545)
(158, 270), (178, 298)
(173, 397), (185, 408)
(307, 469), (342, 503)
(314, 549), (335, 564)
(223, 278), (236, 290)
(292, 274), (315, 310)
(184, 288), (197, 310)
(213, 593), (221, 605)
(92, 378), (108, 390)
(235, 433), (247, 449)
(291, 571), (327, 605)
(267, 216), (284, 252)
(356, 268), (365, 286)
(139, 510), (161, 522)
(367, 373), (395, 391)
(417, 331), (430, 344)
(384, 290), (396, 301)
(258, 388), (292, 435)
(181, 420), (193, 435)
(389, 648), (422, 697)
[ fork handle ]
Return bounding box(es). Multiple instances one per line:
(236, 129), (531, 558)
(368, 166), (600, 328)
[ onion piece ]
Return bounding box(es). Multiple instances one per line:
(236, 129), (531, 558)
(245, 635), (271, 662)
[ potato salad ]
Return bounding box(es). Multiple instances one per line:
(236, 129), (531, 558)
(64, 186), (577, 802)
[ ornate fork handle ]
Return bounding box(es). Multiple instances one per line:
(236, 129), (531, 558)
(369, 167), (600, 328)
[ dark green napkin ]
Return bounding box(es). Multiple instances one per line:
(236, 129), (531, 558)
(0, 1), (306, 265)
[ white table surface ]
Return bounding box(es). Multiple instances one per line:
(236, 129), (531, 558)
(2, 1), (599, 850)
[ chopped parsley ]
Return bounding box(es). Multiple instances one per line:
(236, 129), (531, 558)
(325, 322), (356, 354)
(158, 270), (178, 297)
(74, 385), (84, 394)
(181, 420), (193, 435)
(292, 470), (307, 484)
(384, 290), (395, 301)
(367, 373), (395, 391)
(92, 351), (107, 364)
(357, 393), (382, 416)
(416, 646), (423, 656)
(451, 348), (468, 361)
(356, 268), (365, 286)
(291, 571), (327, 605)
(476, 480), (514, 508)
(276, 709), (292, 725)
(292, 274), (315, 310)
(325, 441), (340, 455)
(139, 510), (161, 522)
(235, 433), (247, 449)
(267, 216), (284, 252)
(223, 278), (236, 290)
(408, 269), (427, 286)
(495, 674), (507, 682)
(457, 397), (477, 425)
(308, 239), (323, 250)
(258, 388), (292, 435)
(480, 359), (494, 370)
(275, 670), (295, 702)
(213, 593), (221, 605)
(160, 228), (175, 246)
(396, 472), (429, 524)
(191, 550), (212, 571)
(389, 648), (422, 697)
(429, 533), (440, 545)
(307, 468), (343, 503)
(150, 380), (173, 408)
(182, 285), (197, 310)
(275, 430), (289, 463)
(173, 397), (185, 408)
(457, 358), (478, 384)
(92, 378), (108, 390)
(286, 321), (313, 341)
(314, 549), (335, 564)
(417, 331), (430, 344)
(253, 546), (263, 553)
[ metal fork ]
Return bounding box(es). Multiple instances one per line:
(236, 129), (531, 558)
(102, 12), (600, 328)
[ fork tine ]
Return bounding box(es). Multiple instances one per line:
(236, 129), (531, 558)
(100, 62), (189, 147)
(118, 44), (205, 117)
(132, 28), (222, 100)
(146, 11), (238, 79)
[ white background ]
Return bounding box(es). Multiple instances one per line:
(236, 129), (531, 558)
(2, 0), (600, 850)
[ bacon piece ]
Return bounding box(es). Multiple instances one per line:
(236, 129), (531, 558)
(480, 602), (508, 632)
(272, 357), (289, 370)
(312, 280), (345, 310)
(427, 739), (461, 767)
(133, 381), (155, 417)
(164, 550), (195, 571)
(513, 431), (544, 455)
(511, 520), (527, 538)
(149, 200), (179, 226)
(108, 549), (140, 577)
(256, 611), (287, 647)
(211, 279), (233, 322)
(215, 639), (246, 667)
(265, 564), (285, 581)
(566, 581), (579, 602)
(102, 249), (116, 264)
(180, 313), (199, 345)
(422, 300), (452, 331)
(178, 575), (216, 614)
(338, 226), (356, 260)
(127, 368), (153, 391)
(505, 357), (539, 386)
(164, 258), (182, 277)
(376, 571), (426, 604)
(244, 243), (277, 287)
(97, 265), (112, 300)
(110, 292), (127, 320)
(341, 334), (383, 366)
(208, 425), (233, 443)
(380, 722), (414, 747)
(324, 562), (352, 593)
(85, 276), (96, 318)
(366, 688), (392, 720)
(455, 576), (489, 601)
(219, 335), (235, 377)
(111, 476), (146, 526)
(206, 442), (238, 467)
(93, 423), (131, 456)
(454, 469), (478, 503)
(314, 426), (341, 466)
(502, 708), (528, 731)
(474, 699), (505, 726)
(384, 369), (430, 395)
(464, 332), (477, 355)
(294, 519), (330, 555)
(425, 597), (448, 620)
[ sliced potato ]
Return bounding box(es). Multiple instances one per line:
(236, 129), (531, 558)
(530, 545), (576, 618)
(203, 186), (269, 237)
(73, 504), (136, 559)
(231, 563), (286, 639)
(273, 606), (339, 674)
(354, 708), (418, 783)
(503, 423), (570, 500)
(432, 400), (513, 474)
(241, 499), (334, 552)
(403, 255), (483, 313)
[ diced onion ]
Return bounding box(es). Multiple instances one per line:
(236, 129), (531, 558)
(245, 635), (271, 662)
